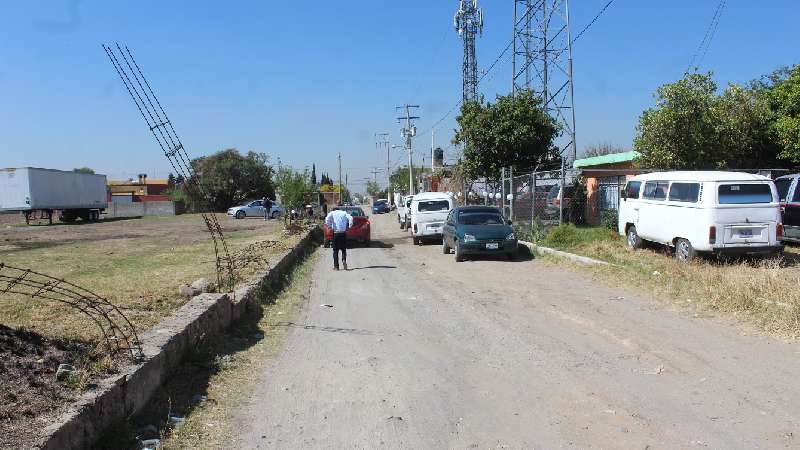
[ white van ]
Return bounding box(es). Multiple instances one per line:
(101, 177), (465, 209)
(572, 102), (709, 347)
(398, 195), (413, 230)
(618, 171), (783, 261)
(410, 192), (455, 245)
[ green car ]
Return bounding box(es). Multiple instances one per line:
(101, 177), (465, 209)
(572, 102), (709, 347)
(441, 206), (518, 262)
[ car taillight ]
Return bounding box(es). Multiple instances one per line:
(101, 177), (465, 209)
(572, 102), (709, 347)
(709, 226), (716, 244)
(777, 223), (784, 239)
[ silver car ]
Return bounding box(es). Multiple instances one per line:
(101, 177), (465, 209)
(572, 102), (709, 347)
(227, 200), (284, 219)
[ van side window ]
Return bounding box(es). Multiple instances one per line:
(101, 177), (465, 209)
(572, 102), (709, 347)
(643, 181), (669, 201)
(668, 182), (700, 203)
(625, 181), (642, 199)
(792, 182), (800, 203)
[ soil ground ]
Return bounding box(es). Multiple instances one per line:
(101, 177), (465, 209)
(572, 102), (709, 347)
(0, 213), (299, 449)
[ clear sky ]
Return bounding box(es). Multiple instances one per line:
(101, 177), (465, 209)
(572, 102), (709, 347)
(1, 1), (797, 192)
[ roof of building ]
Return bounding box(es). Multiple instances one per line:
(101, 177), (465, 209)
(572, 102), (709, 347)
(629, 171), (771, 182)
(572, 151), (640, 168)
(107, 179), (169, 186)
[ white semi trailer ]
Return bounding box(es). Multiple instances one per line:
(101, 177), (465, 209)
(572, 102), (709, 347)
(0, 167), (107, 224)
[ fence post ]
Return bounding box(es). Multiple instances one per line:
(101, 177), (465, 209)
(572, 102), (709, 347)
(500, 167), (505, 211)
(509, 166), (514, 222)
(531, 171), (536, 226)
(559, 160), (565, 225)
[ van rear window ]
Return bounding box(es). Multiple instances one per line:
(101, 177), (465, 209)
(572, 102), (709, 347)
(417, 200), (450, 212)
(718, 184), (773, 204)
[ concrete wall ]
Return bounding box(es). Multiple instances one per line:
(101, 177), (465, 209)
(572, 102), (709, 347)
(34, 227), (321, 450)
(106, 201), (179, 218)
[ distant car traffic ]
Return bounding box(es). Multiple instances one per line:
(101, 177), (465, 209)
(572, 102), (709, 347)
(372, 199), (390, 214)
(227, 199), (284, 219)
(324, 206), (371, 247)
(442, 206), (518, 261)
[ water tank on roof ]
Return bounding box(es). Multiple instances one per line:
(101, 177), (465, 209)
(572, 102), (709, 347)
(433, 147), (444, 168)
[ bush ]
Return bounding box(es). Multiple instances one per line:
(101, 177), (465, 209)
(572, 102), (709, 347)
(514, 217), (547, 244)
(601, 209), (618, 230)
(543, 224), (581, 249)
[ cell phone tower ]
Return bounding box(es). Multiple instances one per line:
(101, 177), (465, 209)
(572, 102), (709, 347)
(454, 0), (484, 103)
(512, 0), (577, 162)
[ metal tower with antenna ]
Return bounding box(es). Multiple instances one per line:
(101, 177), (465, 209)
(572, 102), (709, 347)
(454, 0), (484, 103)
(512, 0), (577, 162)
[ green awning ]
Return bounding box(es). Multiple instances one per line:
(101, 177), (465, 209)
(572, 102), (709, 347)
(573, 151), (640, 168)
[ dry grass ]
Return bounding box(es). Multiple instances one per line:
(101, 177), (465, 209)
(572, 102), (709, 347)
(0, 214), (300, 343)
(542, 227), (800, 338)
(160, 250), (316, 449)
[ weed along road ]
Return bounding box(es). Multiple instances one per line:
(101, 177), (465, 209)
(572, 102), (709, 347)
(235, 212), (800, 449)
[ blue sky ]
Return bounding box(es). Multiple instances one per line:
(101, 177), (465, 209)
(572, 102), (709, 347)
(1, 1), (797, 191)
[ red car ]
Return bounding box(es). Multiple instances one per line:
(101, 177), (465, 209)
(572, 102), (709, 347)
(324, 207), (371, 247)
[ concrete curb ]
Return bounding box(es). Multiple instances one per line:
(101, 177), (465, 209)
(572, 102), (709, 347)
(33, 227), (322, 450)
(519, 240), (609, 266)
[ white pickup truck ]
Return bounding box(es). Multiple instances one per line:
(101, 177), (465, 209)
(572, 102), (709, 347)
(398, 195), (413, 230)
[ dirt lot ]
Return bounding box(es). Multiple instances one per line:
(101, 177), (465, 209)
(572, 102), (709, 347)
(0, 213), (302, 448)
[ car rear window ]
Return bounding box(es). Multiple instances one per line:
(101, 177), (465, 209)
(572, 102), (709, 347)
(668, 182), (700, 203)
(341, 208), (365, 217)
(643, 181), (669, 201)
(718, 183), (774, 204)
(775, 178), (792, 202)
(459, 212), (504, 225)
(417, 200), (450, 212)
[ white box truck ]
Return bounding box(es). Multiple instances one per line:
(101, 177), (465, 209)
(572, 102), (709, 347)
(0, 167), (107, 224)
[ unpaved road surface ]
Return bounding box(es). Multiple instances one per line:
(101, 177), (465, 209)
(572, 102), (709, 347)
(236, 213), (800, 449)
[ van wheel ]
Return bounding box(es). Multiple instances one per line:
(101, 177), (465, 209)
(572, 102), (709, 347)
(675, 238), (695, 262)
(626, 225), (643, 249)
(413, 236), (420, 245)
(455, 240), (465, 262)
(400, 220), (405, 230)
(442, 238), (450, 254)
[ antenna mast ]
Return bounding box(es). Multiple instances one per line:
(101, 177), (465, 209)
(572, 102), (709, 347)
(454, 0), (484, 103)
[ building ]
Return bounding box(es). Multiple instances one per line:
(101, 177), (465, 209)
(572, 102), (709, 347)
(573, 151), (642, 225)
(107, 174), (170, 203)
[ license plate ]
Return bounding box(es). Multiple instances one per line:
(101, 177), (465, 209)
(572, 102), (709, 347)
(738, 229), (753, 237)
(486, 243), (499, 250)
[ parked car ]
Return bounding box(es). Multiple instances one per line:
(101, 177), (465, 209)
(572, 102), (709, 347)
(774, 173), (800, 243)
(372, 199), (390, 214)
(227, 199), (284, 219)
(442, 206), (517, 261)
(619, 171), (783, 261)
(323, 206), (371, 247)
(409, 192), (455, 245)
(545, 183), (574, 219)
(398, 195), (414, 230)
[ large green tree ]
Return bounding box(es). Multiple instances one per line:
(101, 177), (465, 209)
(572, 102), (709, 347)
(453, 90), (559, 182)
(188, 149), (274, 211)
(275, 166), (312, 210)
(758, 65), (800, 162)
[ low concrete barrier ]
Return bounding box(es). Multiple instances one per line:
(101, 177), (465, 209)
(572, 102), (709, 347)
(106, 201), (180, 218)
(519, 240), (609, 266)
(33, 227), (321, 450)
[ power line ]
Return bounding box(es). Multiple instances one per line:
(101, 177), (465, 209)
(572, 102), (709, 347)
(687, 0), (726, 72)
(571, 0), (614, 44)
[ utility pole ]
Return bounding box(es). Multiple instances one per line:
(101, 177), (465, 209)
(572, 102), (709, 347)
(375, 132), (390, 197)
(431, 131), (435, 171)
(337, 152), (342, 205)
(370, 167), (381, 183)
(396, 105), (420, 196)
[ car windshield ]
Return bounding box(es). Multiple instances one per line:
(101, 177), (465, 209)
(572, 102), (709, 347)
(459, 212), (504, 225)
(417, 200), (450, 212)
(775, 178), (792, 202)
(374, 201), (386, 205)
(718, 183), (774, 204)
(340, 208), (365, 217)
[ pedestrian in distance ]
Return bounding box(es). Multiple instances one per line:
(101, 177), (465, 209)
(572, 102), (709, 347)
(324, 206), (353, 271)
(262, 196), (273, 221)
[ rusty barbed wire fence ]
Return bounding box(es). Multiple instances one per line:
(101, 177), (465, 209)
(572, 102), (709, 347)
(102, 43), (236, 293)
(0, 263), (143, 359)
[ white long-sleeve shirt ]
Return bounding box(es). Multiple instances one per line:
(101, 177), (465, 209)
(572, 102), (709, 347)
(325, 209), (353, 233)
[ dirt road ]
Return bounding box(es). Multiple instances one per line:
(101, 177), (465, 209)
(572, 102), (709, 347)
(235, 212), (800, 449)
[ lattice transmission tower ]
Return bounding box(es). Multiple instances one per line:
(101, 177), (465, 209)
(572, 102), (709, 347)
(512, 0), (577, 162)
(454, 0), (484, 103)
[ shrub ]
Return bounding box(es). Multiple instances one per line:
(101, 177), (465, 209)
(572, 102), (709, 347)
(601, 209), (618, 230)
(543, 224), (581, 249)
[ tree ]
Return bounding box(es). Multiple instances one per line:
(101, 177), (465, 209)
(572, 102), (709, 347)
(389, 166), (429, 194)
(758, 65), (800, 162)
(634, 71), (785, 169)
(167, 173), (176, 187)
(581, 142), (628, 158)
(310, 164), (317, 186)
(73, 167), (95, 174)
(634, 73), (721, 169)
(275, 166), (312, 211)
(365, 180), (385, 198)
(453, 90), (559, 184)
(187, 148), (274, 211)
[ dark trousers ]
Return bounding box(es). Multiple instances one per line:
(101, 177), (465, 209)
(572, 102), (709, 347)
(332, 232), (347, 268)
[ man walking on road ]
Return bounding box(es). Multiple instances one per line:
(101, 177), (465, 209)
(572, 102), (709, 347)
(325, 207), (353, 271)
